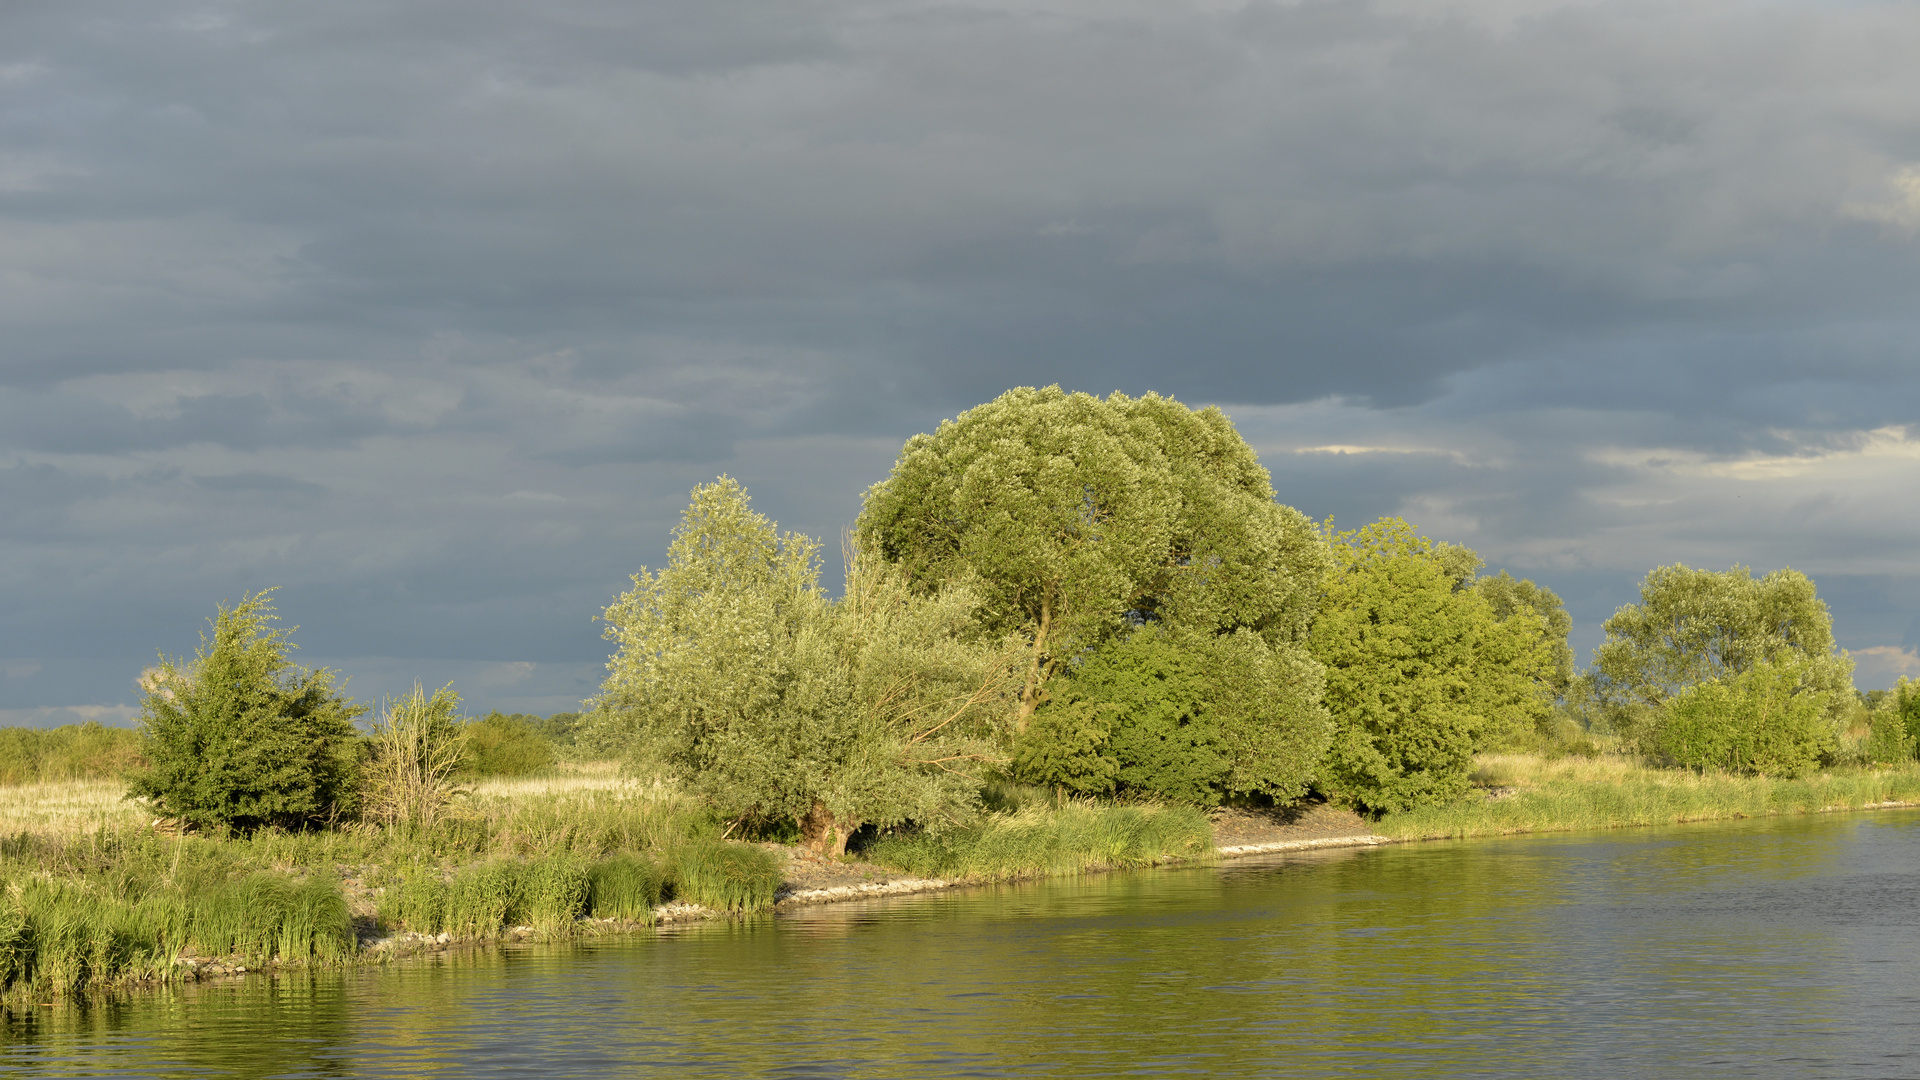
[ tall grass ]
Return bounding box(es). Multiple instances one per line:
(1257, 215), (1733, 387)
(1377, 753), (1920, 840)
(666, 841), (782, 911)
(866, 802), (1213, 881)
(0, 861), (351, 1000)
(586, 852), (665, 922)
(0, 723), (143, 785)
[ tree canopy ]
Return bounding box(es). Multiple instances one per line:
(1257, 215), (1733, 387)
(1593, 564), (1854, 724)
(1309, 519), (1563, 813)
(855, 386), (1327, 727)
(590, 477), (1017, 854)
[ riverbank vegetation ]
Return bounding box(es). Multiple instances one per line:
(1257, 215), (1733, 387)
(6, 384), (1918, 999)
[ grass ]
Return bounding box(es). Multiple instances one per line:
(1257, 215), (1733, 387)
(1376, 752), (1920, 840)
(865, 800), (1213, 881)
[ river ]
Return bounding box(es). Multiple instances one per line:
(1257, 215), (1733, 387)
(7, 808), (1919, 1078)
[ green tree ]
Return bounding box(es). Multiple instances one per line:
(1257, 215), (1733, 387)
(1015, 624), (1330, 804)
(590, 478), (1017, 855)
(1472, 571), (1575, 696)
(855, 386), (1328, 729)
(1308, 520), (1557, 813)
(1651, 658), (1836, 776)
(128, 590), (365, 832)
(1593, 564), (1855, 728)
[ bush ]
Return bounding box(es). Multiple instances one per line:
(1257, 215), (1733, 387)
(127, 590), (365, 832)
(463, 712), (554, 777)
(1651, 659), (1838, 777)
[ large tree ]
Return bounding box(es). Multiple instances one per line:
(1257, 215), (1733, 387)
(855, 386), (1328, 729)
(590, 478), (1017, 854)
(1593, 564), (1854, 725)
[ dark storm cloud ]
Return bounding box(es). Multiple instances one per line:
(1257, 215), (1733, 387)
(6, 0), (1920, 719)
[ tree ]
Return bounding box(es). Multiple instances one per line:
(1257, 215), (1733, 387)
(1593, 564), (1855, 727)
(1014, 624), (1331, 805)
(855, 386), (1328, 730)
(590, 478), (1018, 855)
(1310, 520), (1485, 813)
(128, 590), (365, 832)
(1466, 571), (1571, 746)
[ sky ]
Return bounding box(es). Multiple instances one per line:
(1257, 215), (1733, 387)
(4, 0), (1920, 726)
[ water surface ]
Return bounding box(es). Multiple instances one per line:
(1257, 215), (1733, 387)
(7, 809), (1919, 1077)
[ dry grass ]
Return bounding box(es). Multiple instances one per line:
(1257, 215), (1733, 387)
(465, 760), (635, 800)
(0, 777), (147, 837)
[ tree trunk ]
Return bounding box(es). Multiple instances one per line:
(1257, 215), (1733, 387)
(1015, 596), (1053, 733)
(800, 800), (864, 858)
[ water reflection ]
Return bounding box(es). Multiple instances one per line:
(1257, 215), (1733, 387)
(6, 810), (1919, 1078)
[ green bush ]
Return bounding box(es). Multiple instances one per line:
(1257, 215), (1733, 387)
(127, 590), (365, 832)
(1862, 700), (1916, 765)
(463, 712), (555, 777)
(666, 840), (781, 912)
(1652, 659), (1838, 777)
(0, 723), (145, 785)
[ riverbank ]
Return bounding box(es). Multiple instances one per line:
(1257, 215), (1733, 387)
(7, 756), (1920, 1002)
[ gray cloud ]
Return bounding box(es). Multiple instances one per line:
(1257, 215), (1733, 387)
(6, 0), (1920, 719)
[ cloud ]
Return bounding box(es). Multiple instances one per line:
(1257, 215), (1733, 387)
(7, 0), (1920, 706)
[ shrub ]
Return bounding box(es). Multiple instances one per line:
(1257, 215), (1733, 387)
(1862, 700), (1916, 765)
(463, 712), (554, 777)
(1651, 659), (1838, 777)
(363, 685), (469, 829)
(127, 590), (365, 832)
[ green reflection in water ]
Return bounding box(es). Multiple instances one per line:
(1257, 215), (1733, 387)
(7, 810), (1918, 1078)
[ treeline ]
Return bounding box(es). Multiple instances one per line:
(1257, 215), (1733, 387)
(584, 386), (1909, 837)
(111, 386), (1914, 838)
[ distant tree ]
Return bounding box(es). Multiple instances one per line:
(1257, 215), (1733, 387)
(590, 478), (1018, 855)
(464, 711), (555, 777)
(1593, 564), (1855, 727)
(1472, 571), (1575, 696)
(1652, 658), (1836, 776)
(128, 590), (365, 832)
(854, 386), (1328, 730)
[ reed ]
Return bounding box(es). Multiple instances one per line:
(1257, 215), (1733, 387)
(866, 801), (1213, 881)
(586, 853), (665, 922)
(665, 840), (781, 911)
(1377, 753), (1920, 840)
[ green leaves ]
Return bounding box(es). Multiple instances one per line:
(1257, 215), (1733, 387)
(1309, 519), (1562, 814)
(1651, 658), (1836, 777)
(855, 386), (1328, 725)
(1594, 564), (1856, 744)
(590, 478), (1019, 853)
(127, 590), (365, 833)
